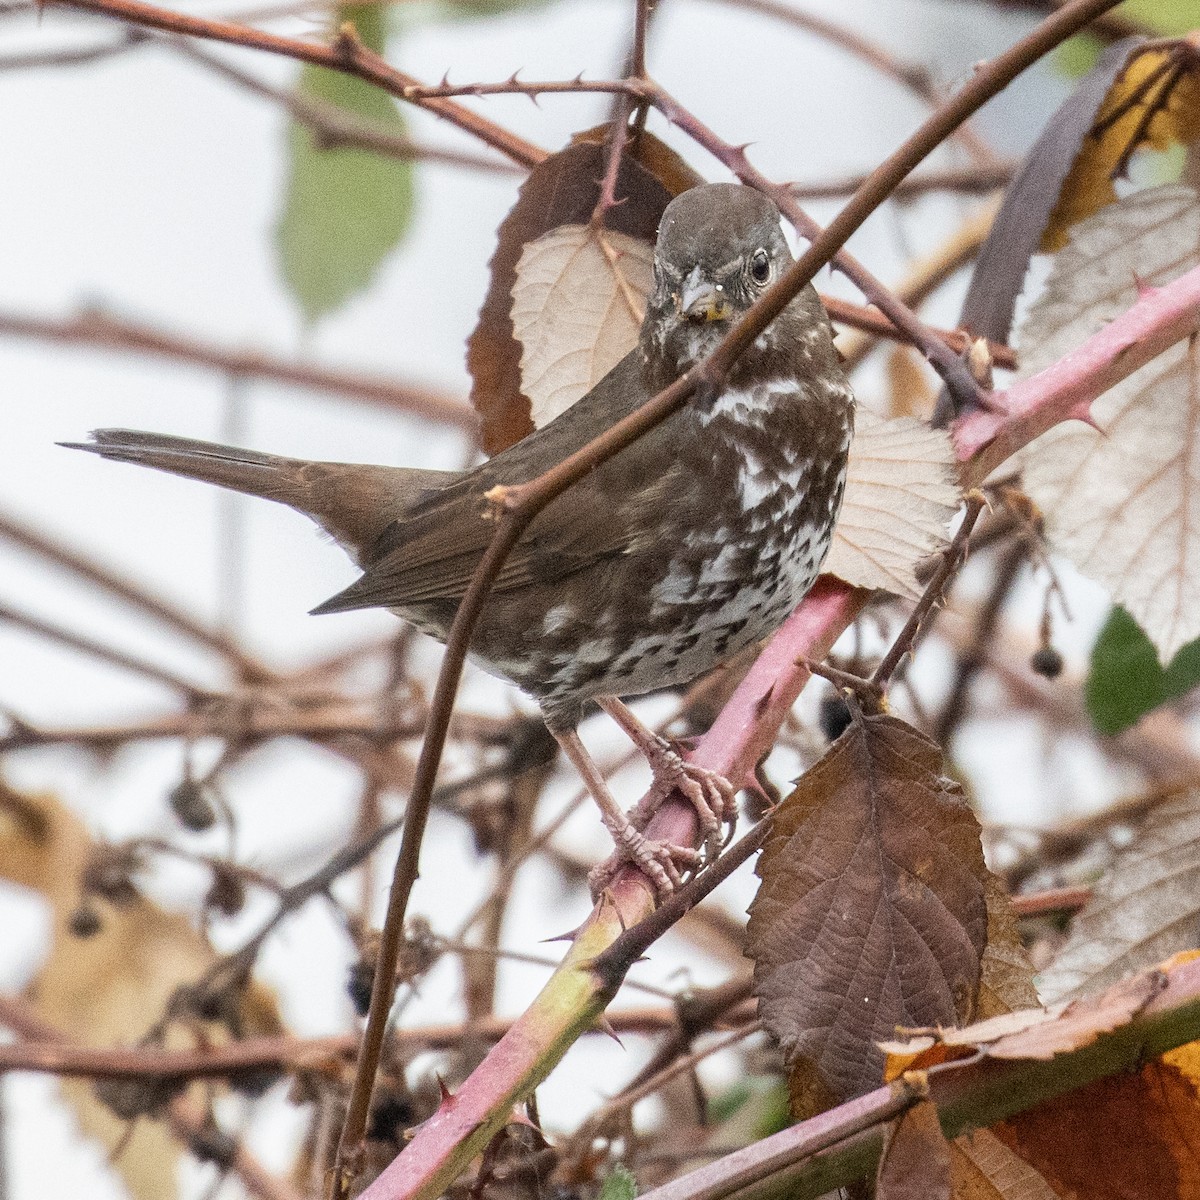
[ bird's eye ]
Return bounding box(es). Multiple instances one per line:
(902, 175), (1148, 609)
(749, 248), (771, 283)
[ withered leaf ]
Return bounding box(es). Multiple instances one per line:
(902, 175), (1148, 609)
(995, 1056), (1200, 1200)
(1037, 789), (1200, 1004)
(949, 1128), (1062, 1200)
(822, 411), (960, 600)
(467, 127), (701, 454)
(1044, 43), (1200, 251)
(877, 1101), (952, 1200)
(747, 713), (988, 1118)
(2, 789), (283, 1200)
(511, 225), (655, 429)
(977, 871), (1039, 1020)
(1019, 183), (1200, 663)
(956, 38), (1141, 349)
(883, 970), (1163, 1069)
(986, 971), (1163, 1060)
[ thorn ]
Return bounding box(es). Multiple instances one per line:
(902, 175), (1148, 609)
(436, 1075), (455, 1110)
(595, 1017), (625, 1048)
(540, 922), (585, 944)
(1133, 272), (1159, 301)
(753, 683), (776, 717)
(439, 71), (450, 87)
(1066, 398), (1104, 432)
(742, 772), (773, 807)
(506, 1106), (539, 1130)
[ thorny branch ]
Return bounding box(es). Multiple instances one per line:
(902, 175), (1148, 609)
(4, 2), (1180, 1200)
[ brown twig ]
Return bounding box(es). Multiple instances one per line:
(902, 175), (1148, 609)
(0, 308), (476, 430)
(933, 533), (1030, 744)
(701, 0), (1000, 166)
(0, 601), (213, 700)
(170, 37), (523, 176)
(51, 0), (547, 167)
(871, 495), (986, 690)
(820, 296), (1016, 369)
(0, 508), (273, 682)
(788, 161), (1016, 200)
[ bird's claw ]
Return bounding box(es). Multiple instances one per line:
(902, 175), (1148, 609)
(588, 823), (703, 900)
(630, 738), (738, 862)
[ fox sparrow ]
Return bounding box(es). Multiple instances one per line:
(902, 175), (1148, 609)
(68, 183), (855, 895)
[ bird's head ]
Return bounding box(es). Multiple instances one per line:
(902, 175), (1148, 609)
(642, 183), (796, 373)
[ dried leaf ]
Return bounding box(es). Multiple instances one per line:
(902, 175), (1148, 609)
(977, 873), (1040, 1019)
(958, 38), (1141, 347)
(877, 1101), (952, 1200)
(1045, 45), (1200, 250)
(986, 971), (1163, 1060)
(467, 128), (701, 454)
(1, 789), (283, 1200)
(883, 970), (1163, 1070)
(511, 225), (655, 429)
(950, 1129), (1063, 1200)
(1037, 789), (1200, 1004)
(823, 411), (960, 600)
(747, 714), (988, 1117)
(887, 342), (937, 419)
(1019, 183), (1200, 662)
(995, 1056), (1200, 1200)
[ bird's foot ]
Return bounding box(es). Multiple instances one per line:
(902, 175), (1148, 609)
(588, 821), (703, 899)
(595, 697), (738, 862)
(628, 738), (737, 863)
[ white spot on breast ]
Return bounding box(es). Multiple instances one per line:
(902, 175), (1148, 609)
(542, 604), (572, 635)
(699, 542), (741, 584)
(654, 560), (696, 603)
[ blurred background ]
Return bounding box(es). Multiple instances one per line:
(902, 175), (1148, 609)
(0, 1), (1191, 1196)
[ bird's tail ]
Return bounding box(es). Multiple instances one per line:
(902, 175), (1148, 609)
(63, 429), (454, 564)
(64, 429), (317, 507)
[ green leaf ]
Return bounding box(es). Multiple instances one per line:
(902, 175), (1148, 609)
(275, 4), (414, 324)
(1058, 3), (1199, 78)
(400, 0), (560, 23)
(1086, 607), (1200, 735)
(597, 1164), (637, 1200)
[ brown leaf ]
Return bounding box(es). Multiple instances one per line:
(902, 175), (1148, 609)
(977, 872), (1039, 1019)
(747, 713), (988, 1118)
(466, 127), (701, 454)
(877, 1100), (952, 1200)
(823, 411), (960, 600)
(995, 1056), (1200, 1200)
(956, 38), (1141, 348)
(1019, 183), (1200, 662)
(950, 1129), (1063, 1200)
(511, 225), (655, 429)
(986, 971), (1164, 1060)
(1037, 789), (1200, 1004)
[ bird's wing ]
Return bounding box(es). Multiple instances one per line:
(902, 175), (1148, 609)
(316, 350), (684, 613)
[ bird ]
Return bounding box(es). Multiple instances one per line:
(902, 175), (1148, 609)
(66, 183), (855, 896)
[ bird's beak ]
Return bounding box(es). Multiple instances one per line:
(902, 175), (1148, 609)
(678, 268), (732, 323)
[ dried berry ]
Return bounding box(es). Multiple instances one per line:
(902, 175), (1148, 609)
(1031, 645), (1064, 679)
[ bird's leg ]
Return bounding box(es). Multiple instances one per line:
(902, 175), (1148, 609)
(596, 696), (736, 862)
(551, 727), (701, 898)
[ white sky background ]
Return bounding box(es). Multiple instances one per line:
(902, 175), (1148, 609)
(0, 1), (1084, 1195)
